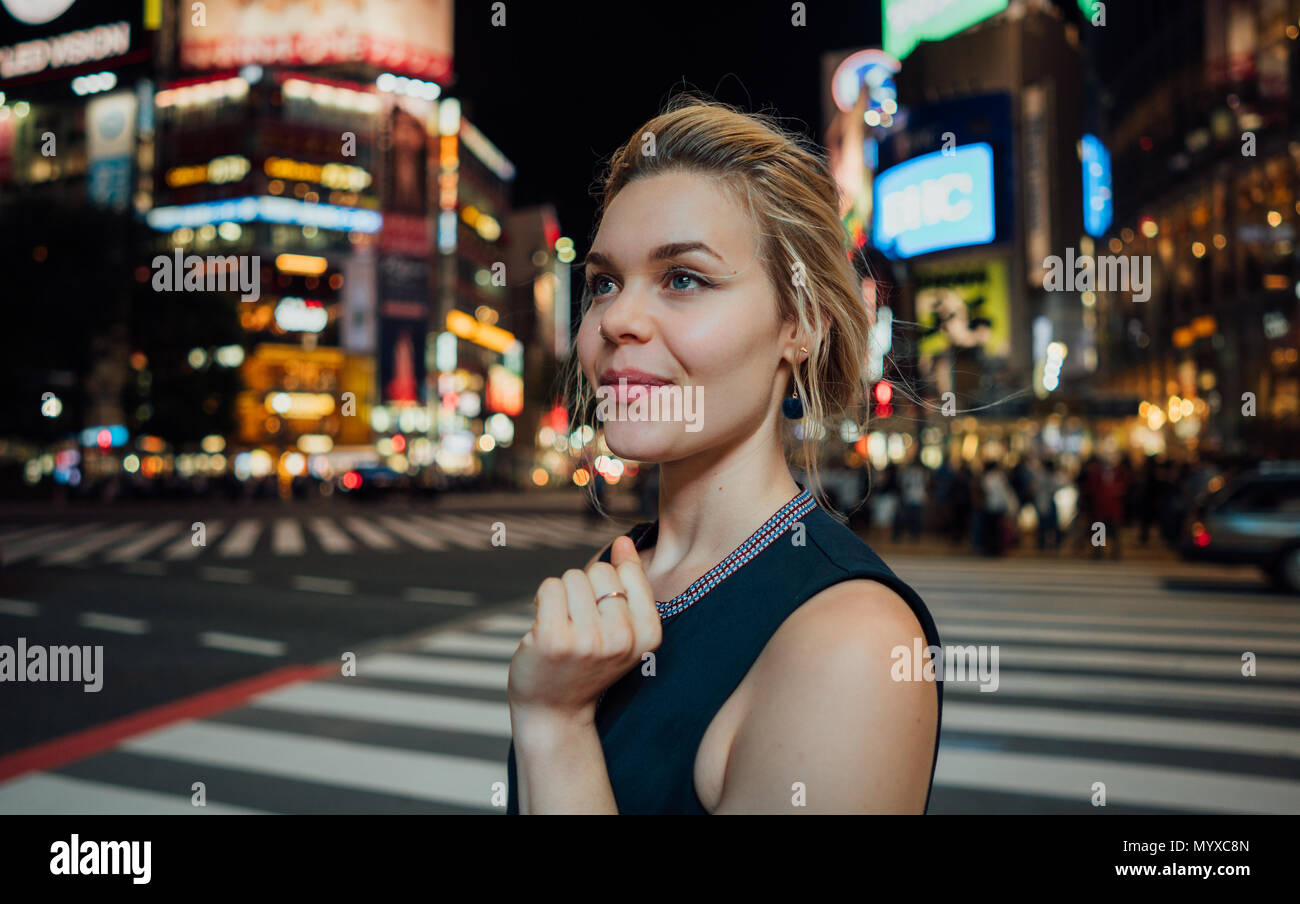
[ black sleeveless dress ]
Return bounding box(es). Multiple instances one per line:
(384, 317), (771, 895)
(506, 488), (943, 814)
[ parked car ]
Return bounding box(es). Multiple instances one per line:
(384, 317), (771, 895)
(337, 465), (406, 500)
(1180, 462), (1300, 593)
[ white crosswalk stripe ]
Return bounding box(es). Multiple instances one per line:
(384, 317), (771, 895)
(217, 519), (262, 558)
(376, 515), (448, 551)
(42, 523), (145, 565)
(104, 521), (186, 562)
(307, 517), (356, 553)
(6, 513), (616, 565)
(342, 516), (398, 550)
(1, 523), (103, 565)
(272, 518), (306, 556)
(162, 520), (224, 560)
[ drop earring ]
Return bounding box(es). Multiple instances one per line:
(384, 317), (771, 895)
(783, 347), (808, 419)
(782, 386), (804, 419)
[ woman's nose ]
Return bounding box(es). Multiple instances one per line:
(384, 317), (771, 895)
(598, 284), (654, 343)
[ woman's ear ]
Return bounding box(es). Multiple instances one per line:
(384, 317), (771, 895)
(779, 319), (806, 367)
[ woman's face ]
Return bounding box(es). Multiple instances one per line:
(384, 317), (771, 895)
(577, 170), (798, 464)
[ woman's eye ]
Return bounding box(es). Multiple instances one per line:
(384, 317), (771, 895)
(667, 269), (707, 291)
(589, 275), (616, 296)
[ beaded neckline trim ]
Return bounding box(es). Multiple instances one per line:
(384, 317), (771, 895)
(650, 489), (817, 621)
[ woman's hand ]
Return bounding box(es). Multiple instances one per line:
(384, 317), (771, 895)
(507, 536), (663, 728)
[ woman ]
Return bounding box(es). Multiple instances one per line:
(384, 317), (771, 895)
(505, 97), (943, 814)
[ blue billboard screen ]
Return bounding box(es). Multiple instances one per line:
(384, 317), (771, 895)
(873, 142), (995, 258)
(1081, 133), (1113, 238)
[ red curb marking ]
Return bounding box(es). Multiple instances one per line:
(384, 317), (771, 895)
(0, 662), (336, 784)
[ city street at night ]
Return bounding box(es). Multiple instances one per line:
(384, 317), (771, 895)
(2, 0), (1299, 882)
(1, 495), (1296, 815)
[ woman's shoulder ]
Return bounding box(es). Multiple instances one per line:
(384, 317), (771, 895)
(794, 506), (940, 642)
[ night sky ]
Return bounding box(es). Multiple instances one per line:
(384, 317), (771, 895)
(452, 0), (884, 249)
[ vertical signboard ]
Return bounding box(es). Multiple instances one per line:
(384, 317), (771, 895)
(377, 255), (428, 405)
(86, 90), (137, 210)
(1022, 83), (1052, 284)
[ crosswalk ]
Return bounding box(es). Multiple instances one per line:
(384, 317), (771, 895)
(1, 555), (1298, 814)
(0, 512), (624, 568)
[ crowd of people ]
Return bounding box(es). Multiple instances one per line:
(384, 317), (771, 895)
(843, 453), (1227, 558)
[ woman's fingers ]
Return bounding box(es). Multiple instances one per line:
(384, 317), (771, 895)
(617, 560), (662, 652)
(587, 561), (634, 657)
(561, 568), (598, 651)
(534, 576), (569, 649)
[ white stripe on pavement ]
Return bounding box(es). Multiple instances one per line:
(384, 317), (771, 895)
(291, 575), (354, 595)
(947, 669), (1300, 709)
(402, 587), (478, 606)
(0, 773), (268, 815)
(944, 701), (1300, 759)
(0, 524), (103, 566)
(77, 612), (150, 635)
(342, 517), (399, 550)
(217, 520), (263, 558)
(934, 747), (1300, 814)
(103, 521), (186, 562)
(249, 683), (511, 737)
(472, 612), (535, 634)
(162, 521), (224, 561)
(360, 652), (508, 689)
(41, 523), (144, 565)
(0, 598), (40, 617)
(307, 517), (356, 554)
(962, 644), (1300, 681)
(198, 632), (286, 656)
(418, 632), (520, 658)
(376, 516), (448, 551)
(122, 721), (504, 811)
(941, 623), (1300, 655)
(935, 606), (1300, 636)
(0, 525), (61, 544)
(406, 515), (493, 550)
(272, 519), (306, 556)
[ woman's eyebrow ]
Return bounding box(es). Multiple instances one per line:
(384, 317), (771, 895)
(649, 241), (724, 263)
(584, 242), (724, 272)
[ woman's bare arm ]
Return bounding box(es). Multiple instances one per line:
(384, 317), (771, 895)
(711, 580), (938, 814)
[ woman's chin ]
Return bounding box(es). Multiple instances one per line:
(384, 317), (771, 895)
(600, 422), (694, 463)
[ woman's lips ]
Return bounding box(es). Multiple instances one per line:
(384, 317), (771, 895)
(598, 371), (676, 405)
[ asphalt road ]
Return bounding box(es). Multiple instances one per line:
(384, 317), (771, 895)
(1, 496), (1297, 814)
(0, 496), (632, 757)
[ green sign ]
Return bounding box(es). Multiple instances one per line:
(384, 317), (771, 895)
(883, 0), (1009, 60)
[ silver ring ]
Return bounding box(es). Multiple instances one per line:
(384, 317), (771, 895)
(594, 590), (628, 605)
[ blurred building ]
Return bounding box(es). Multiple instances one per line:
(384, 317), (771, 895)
(828, 0), (1096, 473)
(1086, 0), (1300, 459)
(1, 0), (552, 493)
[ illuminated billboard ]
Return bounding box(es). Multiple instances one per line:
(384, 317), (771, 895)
(1080, 134), (1113, 238)
(179, 0), (452, 82)
(0, 0), (144, 83)
(873, 143), (995, 259)
(882, 0), (1008, 60)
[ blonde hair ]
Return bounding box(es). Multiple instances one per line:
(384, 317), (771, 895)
(563, 94), (872, 514)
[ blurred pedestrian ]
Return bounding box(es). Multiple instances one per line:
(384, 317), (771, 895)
(1086, 454), (1127, 559)
(1032, 458), (1063, 551)
(980, 462), (1016, 557)
(895, 458), (927, 542)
